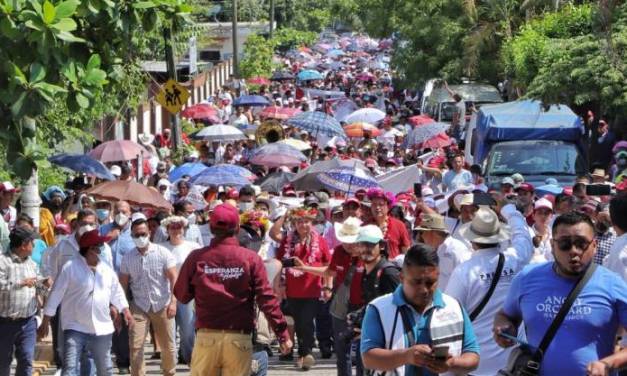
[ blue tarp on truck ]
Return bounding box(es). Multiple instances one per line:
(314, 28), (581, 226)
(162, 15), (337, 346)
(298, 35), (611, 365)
(472, 100), (585, 163)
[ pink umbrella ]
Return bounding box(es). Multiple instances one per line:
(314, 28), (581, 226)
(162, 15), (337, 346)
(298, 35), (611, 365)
(88, 140), (151, 163)
(421, 133), (453, 149)
(260, 106), (302, 120)
(181, 104), (218, 120)
(247, 77), (270, 85)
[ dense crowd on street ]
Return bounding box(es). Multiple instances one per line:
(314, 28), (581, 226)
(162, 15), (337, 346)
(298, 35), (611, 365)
(2, 31), (627, 376)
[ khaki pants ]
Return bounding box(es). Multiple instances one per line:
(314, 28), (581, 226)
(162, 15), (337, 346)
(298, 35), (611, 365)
(129, 304), (176, 376)
(190, 329), (252, 376)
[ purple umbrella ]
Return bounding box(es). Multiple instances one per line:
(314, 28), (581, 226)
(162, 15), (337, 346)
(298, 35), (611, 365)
(250, 143), (307, 168)
(612, 140), (627, 154)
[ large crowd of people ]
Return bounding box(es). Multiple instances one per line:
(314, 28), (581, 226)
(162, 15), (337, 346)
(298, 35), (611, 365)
(1, 31), (627, 376)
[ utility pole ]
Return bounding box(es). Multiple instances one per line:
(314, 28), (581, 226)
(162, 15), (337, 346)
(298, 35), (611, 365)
(232, 0), (239, 78)
(164, 26), (182, 151)
(269, 0), (275, 38)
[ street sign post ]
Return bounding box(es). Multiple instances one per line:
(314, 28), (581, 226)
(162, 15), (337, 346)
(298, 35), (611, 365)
(156, 79), (190, 114)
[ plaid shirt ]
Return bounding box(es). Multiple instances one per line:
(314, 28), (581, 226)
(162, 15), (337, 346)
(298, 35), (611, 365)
(594, 229), (616, 265)
(0, 251), (41, 318)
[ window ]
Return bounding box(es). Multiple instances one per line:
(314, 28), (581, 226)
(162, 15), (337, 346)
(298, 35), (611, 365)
(487, 142), (585, 176)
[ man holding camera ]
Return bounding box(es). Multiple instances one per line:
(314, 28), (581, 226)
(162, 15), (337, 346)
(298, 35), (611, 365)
(360, 244), (480, 376)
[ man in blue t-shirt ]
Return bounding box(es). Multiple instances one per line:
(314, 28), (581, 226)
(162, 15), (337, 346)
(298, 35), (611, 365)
(360, 244), (479, 376)
(494, 211), (627, 375)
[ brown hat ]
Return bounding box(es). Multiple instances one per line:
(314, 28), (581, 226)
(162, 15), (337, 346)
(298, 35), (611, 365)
(414, 213), (449, 233)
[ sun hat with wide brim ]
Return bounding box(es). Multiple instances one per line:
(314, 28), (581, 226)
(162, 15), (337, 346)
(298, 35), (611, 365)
(414, 213), (449, 233)
(334, 216), (363, 244)
(458, 207), (510, 244)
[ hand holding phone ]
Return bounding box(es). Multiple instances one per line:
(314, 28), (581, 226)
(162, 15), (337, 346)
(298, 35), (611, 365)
(431, 345), (449, 360)
(281, 257), (296, 268)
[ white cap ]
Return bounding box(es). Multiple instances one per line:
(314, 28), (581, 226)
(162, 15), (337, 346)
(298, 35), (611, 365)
(110, 165), (122, 177)
(534, 198), (553, 211)
(131, 212), (147, 223)
(421, 187), (434, 197)
(454, 193), (474, 210)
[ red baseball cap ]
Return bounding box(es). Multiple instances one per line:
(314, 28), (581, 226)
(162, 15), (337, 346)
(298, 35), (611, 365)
(515, 182), (535, 193)
(0, 182), (18, 193)
(79, 229), (111, 248)
(343, 197), (361, 207)
(225, 188), (239, 200)
(210, 203), (240, 229)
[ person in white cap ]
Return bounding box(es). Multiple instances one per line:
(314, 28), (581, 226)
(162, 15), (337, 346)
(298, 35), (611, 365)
(109, 165), (122, 179)
(529, 198), (554, 263)
(0, 182), (18, 230)
(444, 204), (533, 376)
(447, 193), (477, 249)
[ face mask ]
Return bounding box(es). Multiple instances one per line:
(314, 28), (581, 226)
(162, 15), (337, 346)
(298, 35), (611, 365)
(115, 213), (129, 227)
(133, 236), (149, 248)
(239, 202), (254, 213)
(96, 209), (110, 221)
(187, 214), (196, 225)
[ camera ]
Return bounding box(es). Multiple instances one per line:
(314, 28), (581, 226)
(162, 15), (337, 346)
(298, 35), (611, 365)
(338, 308), (365, 341)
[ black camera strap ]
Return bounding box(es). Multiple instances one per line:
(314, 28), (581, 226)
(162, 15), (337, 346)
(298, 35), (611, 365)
(470, 253), (505, 321)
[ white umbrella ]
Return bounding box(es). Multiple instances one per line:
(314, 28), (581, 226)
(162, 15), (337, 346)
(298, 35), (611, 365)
(277, 138), (311, 151)
(344, 108), (386, 124)
(193, 124), (247, 142)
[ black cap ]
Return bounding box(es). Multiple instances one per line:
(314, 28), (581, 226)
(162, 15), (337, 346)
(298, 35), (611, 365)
(9, 227), (37, 250)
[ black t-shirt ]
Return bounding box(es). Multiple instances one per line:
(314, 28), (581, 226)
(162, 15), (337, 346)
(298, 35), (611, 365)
(361, 259), (400, 304)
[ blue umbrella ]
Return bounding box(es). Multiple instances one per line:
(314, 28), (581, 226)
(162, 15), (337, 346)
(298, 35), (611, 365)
(317, 166), (379, 194)
(250, 143), (307, 168)
(326, 49), (345, 57)
(190, 164), (254, 187)
(168, 162), (209, 182)
(48, 153), (115, 180)
(297, 69), (323, 81)
(286, 111), (346, 137)
(233, 95), (270, 107)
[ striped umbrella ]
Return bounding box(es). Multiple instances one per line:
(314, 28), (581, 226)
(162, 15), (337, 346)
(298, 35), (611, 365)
(190, 164), (255, 187)
(250, 143), (307, 168)
(286, 111), (345, 137)
(192, 124), (247, 142)
(260, 106), (301, 120)
(317, 166), (379, 194)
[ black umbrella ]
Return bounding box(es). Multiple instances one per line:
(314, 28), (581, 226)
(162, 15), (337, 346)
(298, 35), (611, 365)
(258, 171), (295, 194)
(290, 158), (366, 191)
(270, 71), (295, 81)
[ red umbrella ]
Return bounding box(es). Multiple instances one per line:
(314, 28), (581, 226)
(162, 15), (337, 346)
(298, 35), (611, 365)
(409, 115), (435, 127)
(260, 106), (302, 120)
(88, 140), (151, 163)
(247, 77), (270, 86)
(181, 104), (218, 120)
(421, 133), (453, 149)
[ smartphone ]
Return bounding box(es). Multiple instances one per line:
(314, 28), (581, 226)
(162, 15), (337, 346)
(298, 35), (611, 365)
(586, 184), (611, 196)
(431, 345), (449, 360)
(281, 258), (296, 268)
(413, 183), (422, 198)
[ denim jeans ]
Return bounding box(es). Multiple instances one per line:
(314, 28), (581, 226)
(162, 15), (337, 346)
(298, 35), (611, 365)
(251, 350), (268, 376)
(332, 316), (363, 376)
(175, 301), (195, 364)
(0, 316), (36, 376)
(62, 330), (113, 376)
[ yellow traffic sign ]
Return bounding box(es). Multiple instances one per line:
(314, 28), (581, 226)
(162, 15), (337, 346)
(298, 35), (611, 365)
(156, 79), (190, 114)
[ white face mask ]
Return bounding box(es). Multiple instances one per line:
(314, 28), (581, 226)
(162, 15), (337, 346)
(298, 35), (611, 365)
(186, 213), (196, 225)
(133, 236), (150, 249)
(239, 201), (254, 213)
(115, 213), (129, 227)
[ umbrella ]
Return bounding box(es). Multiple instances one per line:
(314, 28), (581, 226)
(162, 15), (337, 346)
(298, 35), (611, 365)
(233, 95), (270, 107)
(297, 70), (324, 81)
(376, 164), (422, 195)
(344, 122), (382, 138)
(258, 171), (295, 193)
(326, 49), (345, 57)
(290, 158), (366, 191)
(88, 140), (151, 163)
(421, 133), (453, 149)
(344, 108), (386, 124)
(181, 104), (218, 120)
(277, 138), (312, 151)
(318, 167), (379, 194)
(86, 180), (172, 210)
(48, 153), (115, 180)
(250, 143), (307, 168)
(536, 184), (564, 196)
(192, 124), (247, 142)
(612, 141), (627, 153)
(168, 162), (209, 182)
(356, 73), (375, 82)
(271, 71), (295, 81)
(286, 111), (346, 137)
(409, 115), (435, 126)
(408, 122), (450, 145)
(260, 106), (301, 120)
(190, 164), (254, 187)
(247, 77), (270, 85)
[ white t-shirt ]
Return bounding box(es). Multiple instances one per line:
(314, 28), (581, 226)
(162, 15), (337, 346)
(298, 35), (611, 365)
(437, 236), (472, 290)
(160, 240), (201, 271)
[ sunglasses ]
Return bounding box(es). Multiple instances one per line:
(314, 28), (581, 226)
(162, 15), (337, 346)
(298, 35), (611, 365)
(553, 236), (593, 251)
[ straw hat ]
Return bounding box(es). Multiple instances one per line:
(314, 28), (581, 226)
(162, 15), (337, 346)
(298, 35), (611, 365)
(334, 217), (363, 244)
(458, 207), (510, 244)
(414, 213), (449, 233)
(591, 168), (607, 179)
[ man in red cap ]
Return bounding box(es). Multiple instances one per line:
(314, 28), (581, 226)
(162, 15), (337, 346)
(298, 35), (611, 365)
(515, 182), (535, 220)
(174, 203), (292, 376)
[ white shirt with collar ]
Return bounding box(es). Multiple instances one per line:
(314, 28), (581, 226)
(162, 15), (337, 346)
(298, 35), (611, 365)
(44, 255), (128, 336)
(437, 236), (472, 290)
(445, 204), (534, 376)
(44, 234), (113, 280)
